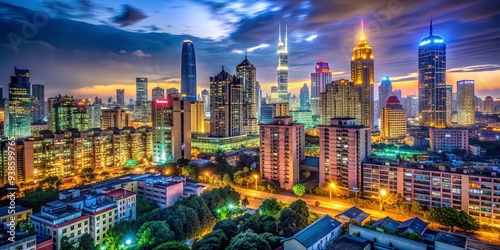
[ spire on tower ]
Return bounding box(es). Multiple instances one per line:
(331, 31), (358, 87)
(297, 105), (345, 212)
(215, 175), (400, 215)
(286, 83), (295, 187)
(359, 19), (366, 41)
(278, 22), (282, 44)
(430, 17), (433, 36)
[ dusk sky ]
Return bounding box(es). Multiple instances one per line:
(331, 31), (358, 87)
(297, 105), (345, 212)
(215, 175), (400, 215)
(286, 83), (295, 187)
(1, 0), (499, 100)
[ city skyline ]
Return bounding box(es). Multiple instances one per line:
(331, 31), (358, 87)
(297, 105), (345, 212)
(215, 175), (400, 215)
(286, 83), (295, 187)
(0, 0), (499, 100)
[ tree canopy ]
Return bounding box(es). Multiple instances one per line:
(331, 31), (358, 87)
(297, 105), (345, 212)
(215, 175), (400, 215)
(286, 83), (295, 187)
(292, 184), (306, 197)
(425, 207), (479, 232)
(227, 229), (271, 250)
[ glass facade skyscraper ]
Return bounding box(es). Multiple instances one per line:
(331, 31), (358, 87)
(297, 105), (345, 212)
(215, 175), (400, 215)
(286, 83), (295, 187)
(418, 20), (447, 128)
(181, 40), (197, 102)
(277, 24), (289, 104)
(5, 68), (32, 138)
(236, 55), (258, 136)
(457, 80), (475, 125)
(136, 77), (148, 106)
(31, 84), (45, 123)
(299, 83), (309, 111)
(116, 89), (125, 107)
(310, 62), (332, 115)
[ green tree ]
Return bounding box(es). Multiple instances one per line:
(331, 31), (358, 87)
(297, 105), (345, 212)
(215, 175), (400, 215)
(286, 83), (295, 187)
(213, 220), (238, 239)
(38, 176), (62, 190)
(227, 229), (271, 250)
(425, 207), (479, 232)
(260, 232), (284, 249)
(242, 196), (249, 207)
(104, 228), (123, 250)
(410, 201), (422, 214)
(192, 229), (229, 250)
(408, 232), (423, 241)
(59, 236), (76, 250)
(223, 173), (232, 186)
(341, 220), (359, 234)
(81, 167), (96, 183)
(259, 198), (282, 218)
(136, 221), (175, 250)
(77, 233), (93, 250)
(238, 216), (264, 234)
(19, 187), (58, 212)
(260, 215), (278, 235)
(292, 184), (306, 197)
(136, 196), (159, 215)
(153, 241), (190, 250)
(100, 171), (111, 180)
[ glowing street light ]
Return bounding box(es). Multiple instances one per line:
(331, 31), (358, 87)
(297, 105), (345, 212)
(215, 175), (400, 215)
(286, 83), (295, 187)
(329, 183), (335, 200)
(379, 189), (387, 212)
(253, 174), (258, 190)
(125, 239), (132, 246)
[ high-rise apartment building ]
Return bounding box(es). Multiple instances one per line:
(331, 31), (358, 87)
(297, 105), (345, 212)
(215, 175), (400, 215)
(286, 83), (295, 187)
(152, 94), (191, 164)
(403, 95), (419, 118)
(236, 55), (258, 136)
(320, 79), (361, 125)
(378, 76), (392, 113)
(310, 62), (332, 115)
(201, 89), (210, 114)
(31, 84), (45, 123)
(318, 118), (371, 196)
(277, 24), (289, 103)
(181, 40), (197, 102)
(5, 68), (32, 138)
(429, 128), (468, 153)
(351, 21), (374, 130)
(259, 116), (304, 190)
(483, 96), (493, 114)
(209, 67), (243, 137)
(136, 77), (148, 106)
(457, 80), (475, 125)
(256, 81), (261, 120)
(446, 85), (452, 126)
(418, 20), (447, 128)
(87, 104), (102, 129)
(101, 107), (131, 130)
(47, 95), (89, 132)
(299, 83), (310, 111)
(152, 86), (165, 101)
(381, 95), (407, 140)
(116, 89), (125, 107)
(191, 101), (205, 133)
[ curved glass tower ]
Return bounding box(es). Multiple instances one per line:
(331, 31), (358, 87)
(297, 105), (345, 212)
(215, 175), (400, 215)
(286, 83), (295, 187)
(418, 20), (446, 128)
(181, 40), (197, 102)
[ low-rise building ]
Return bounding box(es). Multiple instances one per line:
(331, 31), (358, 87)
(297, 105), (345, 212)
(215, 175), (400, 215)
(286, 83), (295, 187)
(429, 128), (468, 153)
(282, 215), (341, 250)
(0, 205), (32, 225)
(335, 206), (370, 225)
(137, 176), (183, 208)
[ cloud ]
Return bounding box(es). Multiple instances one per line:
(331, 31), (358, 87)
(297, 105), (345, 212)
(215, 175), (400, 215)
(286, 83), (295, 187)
(132, 50), (152, 58)
(119, 50), (127, 54)
(232, 43), (270, 54)
(305, 34), (317, 42)
(448, 64), (500, 73)
(112, 4), (148, 26)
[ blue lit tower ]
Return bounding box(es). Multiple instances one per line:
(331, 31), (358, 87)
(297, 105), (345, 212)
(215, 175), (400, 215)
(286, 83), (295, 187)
(181, 40), (197, 102)
(277, 24), (289, 103)
(5, 67), (32, 138)
(418, 19), (446, 128)
(378, 76), (392, 113)
(299, 83), (309, 110)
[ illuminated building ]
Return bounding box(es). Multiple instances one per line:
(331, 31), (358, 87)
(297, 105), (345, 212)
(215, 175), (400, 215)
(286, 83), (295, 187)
(260, 103), (290, 124)
(31, 84), (45, 123)
(209, 67), (243, 137)
(256, 81), (261, 119)
(484, 96), (493, 114)
(378, 76), (392, 113)
(299, 83), (310, 111)
(152, 94), (191, 163)
(191, 101), (205, 133)
(259, 117), (305, 190)
(167, 88), (179, 95)
(429, 128), (468, 152)
(201, 88), (210, 115)
(87, 104), (102, 129)
(311, 62), (332, 115)
(457, 80), (475, 125)
(181, 40), (197, 102)
(236, 55), (259, 135)
(270, 86), (279, 103)
(289, 110), (314, 129)
(116, 89), (125, 107)
(418, 20), (447, 128)
(48, 95), (89, 132)
(351, 21), (374, 130)
(403, 95), (418, 118)
(380, 95), (407, 140)
(446, 85), (452, 126)
(204, 119), (210, 134)
(132, 102), (152, 123)
(136, 77), (148, 106)
(318, 118), (371, 196)
(101, 107), (131, 130)
(320, 79), (361, 125)
(277, 24), (289, 103)
(290, 93), (299, 111)
(152, 86), (165, 101)
(5, 67), (32, 138)
(475, 96), (482, 112)
(192, 134), (258, 153)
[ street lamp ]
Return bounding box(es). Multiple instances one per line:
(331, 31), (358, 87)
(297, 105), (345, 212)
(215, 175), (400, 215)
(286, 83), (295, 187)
(379, 189), (387, 212)
(253, 174), (258, 190)
(329, 183), (335, 200)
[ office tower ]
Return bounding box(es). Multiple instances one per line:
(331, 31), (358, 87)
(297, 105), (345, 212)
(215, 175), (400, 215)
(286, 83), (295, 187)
(116, 89), (125, 107)
(429, 128), (468, 152)
(483, 96), (493, 114)
(152, 94), (191, 163)
(152, 86), (165, 101)
(201, 89), (210, 114)
(290, 93), (299, 111)
(181, 40), (197, 102)
(299, 83), (310, 111)
(31, 84), (45, 123)
(318, 118), (371, 196)
(277, 24), (289, 103)
(320, 79), (361, 125)
(475, 96), (482, 112)
(256, 81), (261, 119)
(404, 95), (419, 118)
(191, 101), (205, 133)
(5, 68), (32, 138)
(87, 104), (102, 129)
(236, 55), (258, 136)
(209, 67), (243, 137)
(378, 76), (392, 110)
(167, 88), (179, 95)
(445, 85), (452, 126)
(457, 80), (475, 126)
(418, 20), (447, 128)
(351, 21), (374, 130)
(136, 77), (148, 106)
(101, 107), (131, 130)
(381, 95), (407, 140)
(48, 95), (89, 132)
(270, 86), (279, 103)
(259, 116), (304, 190)
(311, 62), (332, 115)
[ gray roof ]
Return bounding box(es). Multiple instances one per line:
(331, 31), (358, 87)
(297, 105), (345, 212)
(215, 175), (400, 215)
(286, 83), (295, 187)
(398, 217), (428, 235)
(301, 157), (319, 168)
(435, 231), (467, 248)
(0, 205), (31, 217)
(328, 235), (370, 250)
(373, 216), (400, 232)
(336, 206), (369, 223)
(282, 215), (341, 248)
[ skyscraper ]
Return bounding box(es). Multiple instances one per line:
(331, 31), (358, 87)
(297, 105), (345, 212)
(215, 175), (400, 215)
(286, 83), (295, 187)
(446, 85), (452, 126)
(310, 62), (332, 115)
(100, 107), (131, 130)
(181, 40), (197, 102)
(209, 67), (243, 137)
(277, 24), (289, 103)
(87, 104), (102, 129)
(320, 79), (361, 125)
(378, 76), (392, 108)
(201, 89), (210, 114)
(48, 95), (89, 132)
(256, 81), (261, 119)
(167, 88), (179, 95)
(457, 80), (475, 125)
(484, 96), (493, 114)
(5, 68), (32, 138)
(351, 20), (374, 130)
(418, 20), (447, 128)
(299, 83), (310, 111)
(116, 89), (125, 107)
(191, 101), (205, 133)
(236, 55), (258, 136)
(381, 95), (407, 140)
(152, 86), (165, 101)
(136, 77), (148, 106)
(32, 84), (45, 123)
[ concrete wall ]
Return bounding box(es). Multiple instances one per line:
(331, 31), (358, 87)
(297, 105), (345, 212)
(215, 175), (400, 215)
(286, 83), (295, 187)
(349, 225), (427, 250)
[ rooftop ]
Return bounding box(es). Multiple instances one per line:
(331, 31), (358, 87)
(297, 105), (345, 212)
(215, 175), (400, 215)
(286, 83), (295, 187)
(105, 189), (135, 199)
(282, 215), (341, 248)
(435, 231), (467, 248)
(0, 205), (31, 218)
(335, 206), (369, 223)
(398, 217), (428, 235)
(327, 235), (370, 250)
(372, 216), (400, 232)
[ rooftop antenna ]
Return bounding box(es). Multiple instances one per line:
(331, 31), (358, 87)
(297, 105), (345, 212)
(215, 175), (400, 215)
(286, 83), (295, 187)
(278, 21), (282, 44)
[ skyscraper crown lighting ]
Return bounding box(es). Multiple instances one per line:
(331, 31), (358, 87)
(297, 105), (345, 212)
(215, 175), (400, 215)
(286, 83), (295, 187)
(419, 19), (444, 46)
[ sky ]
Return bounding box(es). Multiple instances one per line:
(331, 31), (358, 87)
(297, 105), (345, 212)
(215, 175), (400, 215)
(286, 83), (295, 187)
(0, 0), (499, 100)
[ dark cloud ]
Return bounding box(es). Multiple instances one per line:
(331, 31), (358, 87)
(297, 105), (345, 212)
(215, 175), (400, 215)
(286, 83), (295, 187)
(112, 5), (148, 26)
